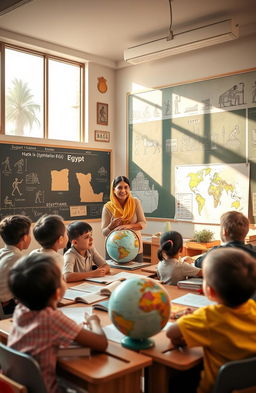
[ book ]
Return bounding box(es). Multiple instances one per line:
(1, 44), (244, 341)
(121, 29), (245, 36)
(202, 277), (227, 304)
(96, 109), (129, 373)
(63, 280), (122, 304)
(57, 342), (90, 358)
(92, 300), (109, 311)
(106, 260), (151, 270)
(171, 293), (216, 308)
(177, 277), (203, 290)
(84, 271), (149, 284)
(60, 307), (92, 324)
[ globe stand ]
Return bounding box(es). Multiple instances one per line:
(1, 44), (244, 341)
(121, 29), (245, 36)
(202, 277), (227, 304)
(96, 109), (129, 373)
(121, 337), (155, 350)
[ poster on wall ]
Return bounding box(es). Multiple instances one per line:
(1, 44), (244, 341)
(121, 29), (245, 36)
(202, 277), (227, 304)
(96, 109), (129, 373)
(175, 163), (249, 223)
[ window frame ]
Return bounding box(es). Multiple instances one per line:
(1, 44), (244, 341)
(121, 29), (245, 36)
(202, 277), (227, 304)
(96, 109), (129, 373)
(0, 42), (85, 142)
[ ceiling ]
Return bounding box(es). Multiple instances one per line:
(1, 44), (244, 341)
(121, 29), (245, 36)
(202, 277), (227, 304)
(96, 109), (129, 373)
(0, 0), (255, 67)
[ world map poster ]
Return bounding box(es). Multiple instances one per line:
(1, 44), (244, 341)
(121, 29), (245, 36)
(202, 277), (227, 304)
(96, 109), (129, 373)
(175, 163), (249, 223)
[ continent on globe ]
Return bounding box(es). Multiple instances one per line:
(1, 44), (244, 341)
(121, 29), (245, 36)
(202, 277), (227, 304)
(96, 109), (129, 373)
(111, 311), (134, 336)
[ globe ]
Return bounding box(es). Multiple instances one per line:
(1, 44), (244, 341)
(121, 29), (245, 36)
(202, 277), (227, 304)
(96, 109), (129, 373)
(109, 277), (170, 349)
(106, 229), (139, 263)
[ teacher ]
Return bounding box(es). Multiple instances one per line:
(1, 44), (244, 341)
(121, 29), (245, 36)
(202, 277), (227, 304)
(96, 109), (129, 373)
(101, 176), (146, 262)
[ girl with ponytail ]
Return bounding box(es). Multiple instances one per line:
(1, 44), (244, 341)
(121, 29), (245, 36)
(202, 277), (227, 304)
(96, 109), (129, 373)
(157, 231), (202, 285)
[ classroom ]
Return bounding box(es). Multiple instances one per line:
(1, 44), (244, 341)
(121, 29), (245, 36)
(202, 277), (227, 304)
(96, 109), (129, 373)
(0, 1), (256, 393)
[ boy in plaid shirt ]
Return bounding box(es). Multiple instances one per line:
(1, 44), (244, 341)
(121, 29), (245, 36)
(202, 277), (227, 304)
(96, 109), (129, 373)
(8, 253), (108, 393)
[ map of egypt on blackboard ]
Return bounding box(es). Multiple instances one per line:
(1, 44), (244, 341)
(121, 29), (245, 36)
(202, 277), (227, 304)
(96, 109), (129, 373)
(0, 143), (111, 221)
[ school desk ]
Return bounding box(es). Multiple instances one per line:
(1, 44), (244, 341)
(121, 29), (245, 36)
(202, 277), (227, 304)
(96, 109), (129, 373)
(0, 319), (151, 393)
(60, 280), (203, 393)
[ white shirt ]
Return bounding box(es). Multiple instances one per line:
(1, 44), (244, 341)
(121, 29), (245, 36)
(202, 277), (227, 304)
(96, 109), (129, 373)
(30, 248), (64, 272)
(63, 246), (106, 275)
(0, 245), (23, 302)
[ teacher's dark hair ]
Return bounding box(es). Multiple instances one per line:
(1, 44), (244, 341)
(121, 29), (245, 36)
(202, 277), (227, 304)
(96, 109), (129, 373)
(112, 176), (130, 189)
(157, 231), (183, 260)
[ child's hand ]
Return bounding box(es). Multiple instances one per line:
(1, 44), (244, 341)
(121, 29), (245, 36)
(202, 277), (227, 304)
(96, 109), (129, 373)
(84, 314), (101, 329)
(91, 267), (107, 277)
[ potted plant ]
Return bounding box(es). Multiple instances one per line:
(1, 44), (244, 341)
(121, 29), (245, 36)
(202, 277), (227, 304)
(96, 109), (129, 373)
(193, 230), (214, 243)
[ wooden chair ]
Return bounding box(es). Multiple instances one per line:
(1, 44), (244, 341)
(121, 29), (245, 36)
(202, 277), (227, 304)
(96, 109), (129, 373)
(0, 373), (27, 393)
(212, 357), (256, 393)
(0, 343), (47, 393)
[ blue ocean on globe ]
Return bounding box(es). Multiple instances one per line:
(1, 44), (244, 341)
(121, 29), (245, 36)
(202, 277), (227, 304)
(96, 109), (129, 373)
(106, 229), (139, 263)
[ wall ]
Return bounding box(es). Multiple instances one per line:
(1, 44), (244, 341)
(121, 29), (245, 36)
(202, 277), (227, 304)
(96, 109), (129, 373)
(115, 32), (256, 240)
(0, 39), (115, 256)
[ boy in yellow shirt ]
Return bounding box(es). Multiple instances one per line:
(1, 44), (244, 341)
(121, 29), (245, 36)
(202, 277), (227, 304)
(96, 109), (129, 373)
(167, 248), (256, 393)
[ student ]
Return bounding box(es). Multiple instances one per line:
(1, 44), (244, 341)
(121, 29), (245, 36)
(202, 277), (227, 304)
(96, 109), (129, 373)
(0, 215), (31, 315)
(194, 211), (256, 268)
(31, 214), (68, 271)
(166, 248), (256, 393)
(101, 176), (146, 262)
(157, 231), (202, 285)
(8, 253), (108, 393)
(63, 221), (110, 282)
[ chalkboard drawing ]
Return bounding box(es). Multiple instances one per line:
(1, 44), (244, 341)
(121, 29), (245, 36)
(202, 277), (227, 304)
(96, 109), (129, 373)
(184, 103), (198, 113)
(4, 196), (13, 208)
(174, 95), (180, 114)
(2, 156), (11, 173)
(227, 124), (241, 149)
(11, 178), (23, 196)
(51, 169), (69, 191)
(26, 172), (40, 184)
(201, 98), (212, 111)
(76, 173), (103, 202)
(164, 99), (171, 115)
(252, 81), (256, 103)
(175, 164), (249, 223)
(14, 159), (24, 173)
(131, 172), (159, 213)
(35, 190), (44, 204)
(98, 166), (107, 176)
(219, 83), (245, 107)
(142, 135), (160, 155)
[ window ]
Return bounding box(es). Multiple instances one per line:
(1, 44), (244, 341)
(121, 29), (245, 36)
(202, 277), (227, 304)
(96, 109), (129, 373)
(2, 44), (84, 141)
(5, 48), (44, 137)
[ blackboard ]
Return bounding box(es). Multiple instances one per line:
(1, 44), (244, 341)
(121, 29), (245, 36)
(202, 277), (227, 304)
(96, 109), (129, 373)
(128, 68), (256, 223)
(0, 143), (111, 221)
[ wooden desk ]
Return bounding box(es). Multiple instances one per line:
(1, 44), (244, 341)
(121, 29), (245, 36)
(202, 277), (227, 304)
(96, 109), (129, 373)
(0, 319), (151, 393)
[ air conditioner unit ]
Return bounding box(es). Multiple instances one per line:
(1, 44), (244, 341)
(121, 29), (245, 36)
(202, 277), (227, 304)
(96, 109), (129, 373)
(0, 0), (33, 16)
(124, 19), (239, 64)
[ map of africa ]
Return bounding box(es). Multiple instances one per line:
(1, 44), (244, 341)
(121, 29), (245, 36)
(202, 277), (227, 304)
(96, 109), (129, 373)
(175, 163), (249, 223)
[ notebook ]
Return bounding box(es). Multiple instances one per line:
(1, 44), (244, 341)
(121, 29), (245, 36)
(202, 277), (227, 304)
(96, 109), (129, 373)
(57, 342), (90, 358)
(106, 260), (151, 270)
(63, 280), (122, 304)
(172, 293), (216, 308)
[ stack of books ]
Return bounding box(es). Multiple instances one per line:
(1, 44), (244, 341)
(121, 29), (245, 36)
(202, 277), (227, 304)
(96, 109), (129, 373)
(177, 277), (203, 291)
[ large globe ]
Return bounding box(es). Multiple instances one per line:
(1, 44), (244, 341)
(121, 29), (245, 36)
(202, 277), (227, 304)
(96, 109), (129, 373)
(106, 229), (139, 263)
(109, 277), (170, 349)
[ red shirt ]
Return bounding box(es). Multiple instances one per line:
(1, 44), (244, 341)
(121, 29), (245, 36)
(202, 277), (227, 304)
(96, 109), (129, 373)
(8, 303), (82, 393)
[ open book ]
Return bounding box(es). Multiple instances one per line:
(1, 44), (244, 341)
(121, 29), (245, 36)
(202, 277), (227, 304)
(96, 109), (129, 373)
(92, 300), (109, 311)
(57, 342), (90, 358)
(63, 280), (122, 304)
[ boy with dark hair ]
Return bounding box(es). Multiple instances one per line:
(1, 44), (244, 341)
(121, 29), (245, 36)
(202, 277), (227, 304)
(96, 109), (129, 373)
(0, 215), (31, 314)
(8, 253), (107, 393)
(31, 214), (68, 271)
(63, 221), (109, 282)
(167, 248), (256, 393)
(195, 211), (256, 268)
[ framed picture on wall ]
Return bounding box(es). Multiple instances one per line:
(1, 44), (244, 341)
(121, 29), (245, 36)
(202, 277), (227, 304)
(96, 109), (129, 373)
(94, 130), (110, 142)
(97, 102), (108, 125)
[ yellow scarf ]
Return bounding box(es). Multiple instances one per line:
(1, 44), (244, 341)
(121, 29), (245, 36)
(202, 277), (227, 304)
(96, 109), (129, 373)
(104, 183), (136, 223)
